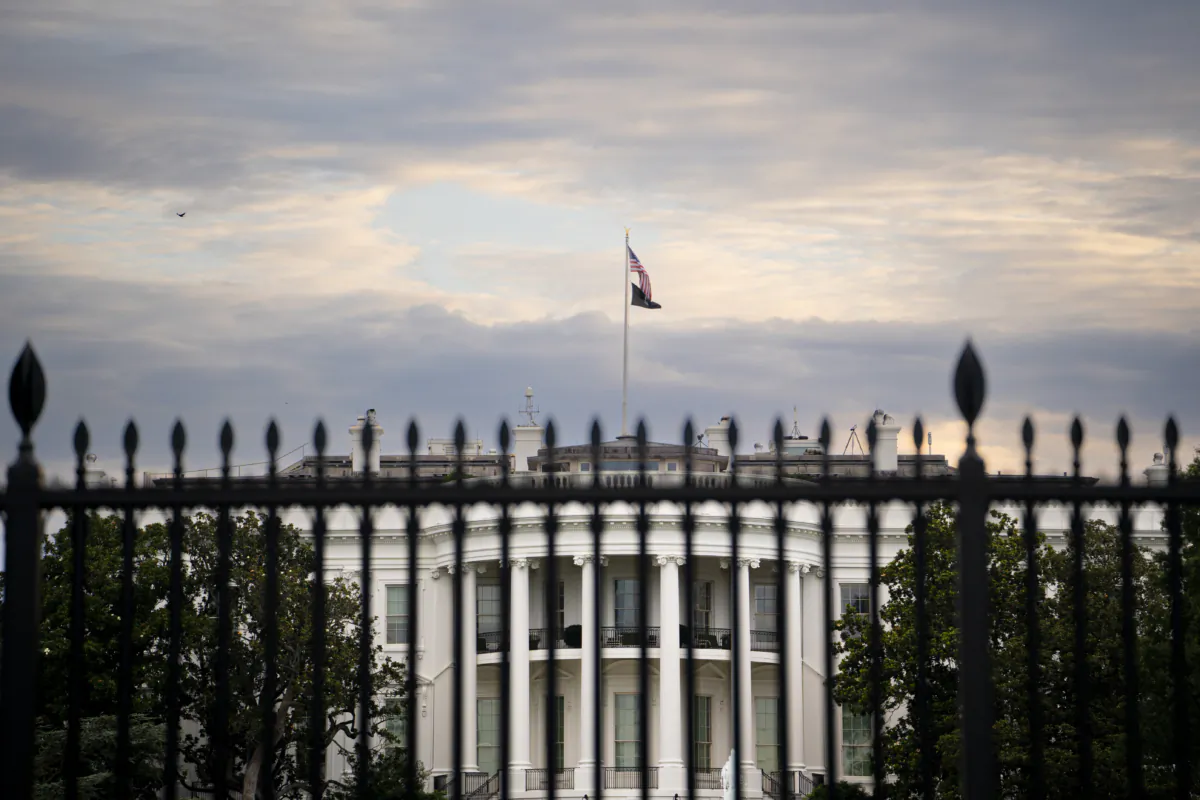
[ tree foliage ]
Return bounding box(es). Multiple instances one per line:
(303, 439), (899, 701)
(19, 510), (415, 799)
(34, 714), (165, 800)
(833, 501), (1170, 798)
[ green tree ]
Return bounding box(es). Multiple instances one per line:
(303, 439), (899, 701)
(1140, 454), (1200, 794)
(175, 511), (408, 799)
(326, 737), (440, 800)
(833, 503), (1161, 798)
(34, 715), (165, 800)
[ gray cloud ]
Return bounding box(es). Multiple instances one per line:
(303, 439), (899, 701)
(1, 268), (1195, 482)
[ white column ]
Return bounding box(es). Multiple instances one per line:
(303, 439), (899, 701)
(656, 555), (685, 789)
(510, 559), (536, 774)
(799, 564), (824, 777)
(462, 564), (481, 772)
(785, 562), (805, 770)
(736, 558), (761, 794)
(574, 555), (598, 791)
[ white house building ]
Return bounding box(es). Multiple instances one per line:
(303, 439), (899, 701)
(247, 399), (1174, 797)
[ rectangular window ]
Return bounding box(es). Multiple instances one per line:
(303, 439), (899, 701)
(598, 461), (660, 471)
(755, 697), (779, 775)
(386, 586), (409, 644)
(667, 462), (678, 472)
(840, 583), (869, 619)
(614, 694), (641, 768)
(693, 695), (712, 769)
(580, 462), (591, 472)
(555, 695), (566, 771)
(754, 583), (778, 633)
(614, 579), (640, 628)
(478, 698), (501, 775)
(558, 581), (566, 632)
(842, 707), (871, 777)
(384, 698), (407, 749)
(693, 581), (714, 630)
(478, 583), (502, 635)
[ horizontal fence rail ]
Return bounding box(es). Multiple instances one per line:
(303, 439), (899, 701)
(1, 340), (1197, 800)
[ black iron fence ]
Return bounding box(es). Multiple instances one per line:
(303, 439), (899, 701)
(0, 340), (1197, 800)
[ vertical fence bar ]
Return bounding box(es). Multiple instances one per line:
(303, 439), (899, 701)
(310, 422), (329, 800)
(683, 421), (697, 800)
(214, 421), (236, 800)
(545, 422), (560, 800)
(1, 343), (45, 800)
(452, 422), (466, 800)
(261, 422), (281, 800)
(499, 422), (512, 800)
(1116, 418), (1144, 798)
(953, 343), (994, 800)
(911, 418), (933, 800)
(1069, 418), (1092, 796)
(864, 420), (884, 798)
(635, 421), (650, 800)
(818, 420), (836, 798)
(727, 419), (744, 800)
(1021, 419), (1044, 800)
(67, 422), (90, 800)
(405, 422), (422, 800)
(164, 422), (186, 800)
(773, 422), (791, 800)
(1164, 419), (1192, 799)
(357, 421), (377, 798)
(590, 422), (605, 800)
(116, 421), (139, 800)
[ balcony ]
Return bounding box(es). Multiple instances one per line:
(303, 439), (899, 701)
(529, 627), (575, 650)
(477, 631), (503, 653)
(694, 767), (723, 789)
(604, 767), (659, 789)
(525, 768), (574, 790)
(687, 627), (732, 650)
(601, 626), (660, 648)
(751, 629), (779, 652)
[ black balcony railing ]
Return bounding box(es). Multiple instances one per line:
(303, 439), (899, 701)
(751, 629), (780, 652)
(690, 627), (732, 649)
(694, 767), (723, 789)
(605, 767), (659, 789)
(527, 627), (573, 650)
(0, 341), (1196, 800)
(601, 626), (660, 647)
(524, 768), (574, 790)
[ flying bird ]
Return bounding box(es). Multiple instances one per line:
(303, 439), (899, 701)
(176, 212), (186, 217)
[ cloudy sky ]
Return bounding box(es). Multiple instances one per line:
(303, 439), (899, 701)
(1, 0), (1198, 484)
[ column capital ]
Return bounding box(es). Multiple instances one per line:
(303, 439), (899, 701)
(654, 554), (685, 567)
(509, 557), (540, 570)
(736, 557), (760, 569)
(719, 558), (730, 570)
(474, 563), (488, 575)
(430, 567), (442, 580)
(787, 560), (808, 574)
(573, 554), (595, 566)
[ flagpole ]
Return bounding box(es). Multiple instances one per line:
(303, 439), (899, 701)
(621, 228), (631, 437)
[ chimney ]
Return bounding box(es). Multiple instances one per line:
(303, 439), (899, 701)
(870, 409), (901, 474)
(1144, 452), (1169, 487)
(705, 417), (733, 466)
(349, 409), (384, 474)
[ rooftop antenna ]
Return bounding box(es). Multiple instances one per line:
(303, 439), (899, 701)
(518, 386), (540, 427)
(928, 431), (933, 456)
(789, 405), (803, 439)
(843, 424), (866, 456)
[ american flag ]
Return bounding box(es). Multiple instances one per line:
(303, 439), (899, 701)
(628, 247), (652, 302)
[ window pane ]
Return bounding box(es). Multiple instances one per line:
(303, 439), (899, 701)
(478, 583), (502, 634)
(694, 581), (713, 629)
(615, 580), (640, 628)
(556, 696), (565, 771)
(754, 584), (778, 633)
(840, 584), (869, 617)
(384, 699), (407, 748)
(387, 586), (409, 644)
(756, 697), (779, 774)
(694, 695), (712, 769)
(842, 707), (871, 777)
(615, 694), (641, 768)
(479, 698), (501, 775)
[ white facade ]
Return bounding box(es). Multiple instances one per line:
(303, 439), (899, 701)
(301, 474), (1170, 796)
